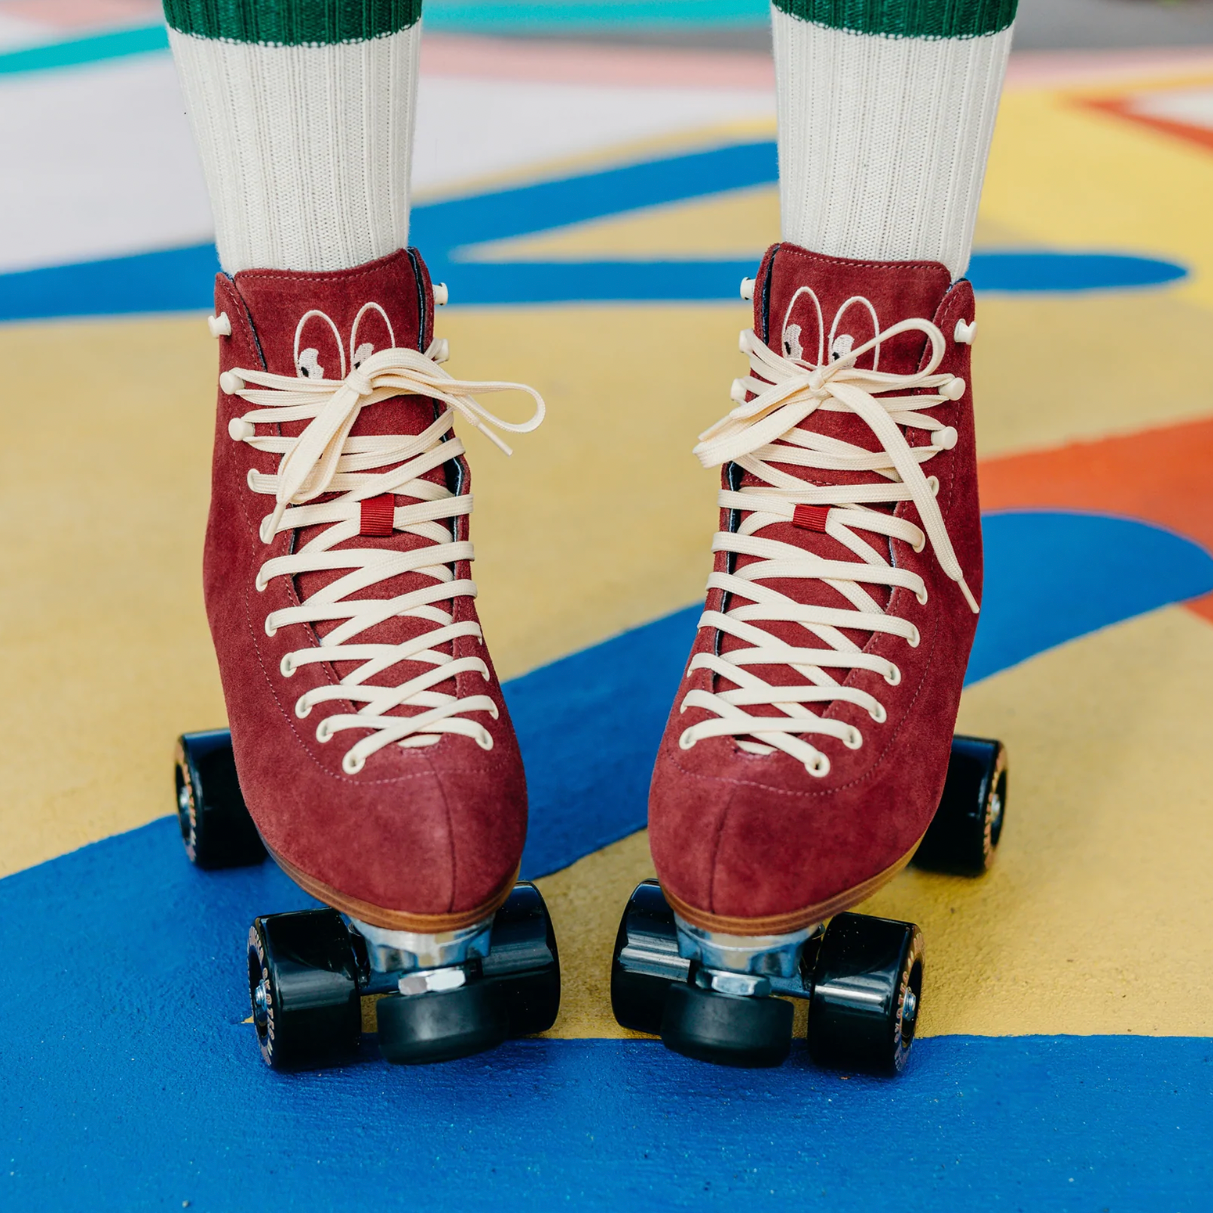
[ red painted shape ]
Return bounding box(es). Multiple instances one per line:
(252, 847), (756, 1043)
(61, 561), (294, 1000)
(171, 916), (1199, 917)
(792, 504), (830, 532)
(1081, 94), (1213, 158)
(979, 415), (1213, 624)
(359, 494), (395, 537)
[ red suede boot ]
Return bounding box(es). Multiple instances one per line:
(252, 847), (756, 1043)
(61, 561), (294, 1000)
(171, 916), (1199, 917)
(611, 244), (1007, 1072)
(175, 249), (560, 1068)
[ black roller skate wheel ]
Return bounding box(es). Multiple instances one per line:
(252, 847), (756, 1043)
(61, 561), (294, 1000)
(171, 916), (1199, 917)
(806, 912), (923, 1076)
(610, 880), (686, 1037)
(661, 982), (793, 1068)
(247, 909), (362, 1069)
(480, 882), (561, 1037)
(176, 730), (266, 869)
(915, 735), (1007, 876)
(376, 982), (508, 1065)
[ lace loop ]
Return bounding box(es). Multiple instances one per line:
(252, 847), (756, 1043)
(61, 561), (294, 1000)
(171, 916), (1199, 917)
(227, 340), (544, 766)
(680, 315), (975, 775)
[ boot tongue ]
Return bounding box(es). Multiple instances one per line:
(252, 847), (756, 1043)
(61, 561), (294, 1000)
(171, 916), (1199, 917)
(760, 243), (952, 398)
(232, 250), (457, 699)
(720, 244), (953, 681)
(232, 248), (429, 436)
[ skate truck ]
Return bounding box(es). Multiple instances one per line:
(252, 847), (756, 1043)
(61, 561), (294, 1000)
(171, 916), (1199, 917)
(173, 730), (560, 1069)
(611, 736), (1007, 1071)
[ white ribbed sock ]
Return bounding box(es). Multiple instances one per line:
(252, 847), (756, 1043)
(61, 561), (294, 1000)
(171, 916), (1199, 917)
(168, 25), (421, 274)
(772, 5), (1012, 279)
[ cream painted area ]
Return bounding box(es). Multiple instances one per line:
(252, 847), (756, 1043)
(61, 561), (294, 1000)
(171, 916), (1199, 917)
(533, 608), (1213, 1040)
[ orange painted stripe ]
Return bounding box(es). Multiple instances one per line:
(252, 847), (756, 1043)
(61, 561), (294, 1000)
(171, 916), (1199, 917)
(1083, 95), (1213, 159)
(979, 416), (1213, 622)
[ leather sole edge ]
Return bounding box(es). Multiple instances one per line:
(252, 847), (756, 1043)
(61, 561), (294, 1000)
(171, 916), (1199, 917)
(663, 835), (924, 936)
(270, 847), (520, 932)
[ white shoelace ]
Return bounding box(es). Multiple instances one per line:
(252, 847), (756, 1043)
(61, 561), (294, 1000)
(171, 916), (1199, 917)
(679, 316), (978, 777)
(223, 340), (544, 775)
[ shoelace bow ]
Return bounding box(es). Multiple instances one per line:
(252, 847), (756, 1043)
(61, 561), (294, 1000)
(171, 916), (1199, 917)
(680, 317), (978, 777)
(224, 340), (545, 774)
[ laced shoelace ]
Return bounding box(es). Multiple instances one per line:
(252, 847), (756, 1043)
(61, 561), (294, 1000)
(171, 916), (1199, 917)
(679, 315), (979, 777)
(222, 340), (545, 775)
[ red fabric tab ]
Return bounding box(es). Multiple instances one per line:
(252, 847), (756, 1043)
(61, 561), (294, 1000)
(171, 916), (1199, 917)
(360, 494), (395, 537)
(792, 504), (830, 532)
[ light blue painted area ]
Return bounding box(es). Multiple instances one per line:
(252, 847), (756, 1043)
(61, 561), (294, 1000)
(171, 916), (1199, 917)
(513, 510), (1213, 876)
(0, 819), (1209, 1211)
(0, 5), (770, 81)
(0, 24), (169, 76)
(0, 141), (1187, 322)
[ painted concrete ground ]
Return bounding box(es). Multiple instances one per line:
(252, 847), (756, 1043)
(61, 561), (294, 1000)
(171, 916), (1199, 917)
(3, 7), (1213, 1210)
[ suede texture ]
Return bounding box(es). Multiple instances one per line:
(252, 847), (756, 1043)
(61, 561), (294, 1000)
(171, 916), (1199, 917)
(648, 243), (982, 926)
(204, 249), (525, 922)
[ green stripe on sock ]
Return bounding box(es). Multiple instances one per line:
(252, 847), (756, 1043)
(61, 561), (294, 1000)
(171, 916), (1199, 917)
(772, 0), (1016, 38)
(163, 0), (422, 45)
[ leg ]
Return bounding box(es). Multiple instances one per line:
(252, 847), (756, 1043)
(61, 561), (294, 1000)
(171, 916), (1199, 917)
(164, 0), (558, 1067)
(635, 0), (1015, 1069)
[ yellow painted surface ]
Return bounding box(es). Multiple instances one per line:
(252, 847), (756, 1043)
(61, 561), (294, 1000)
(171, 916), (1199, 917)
(972, 292), (1213, 457)
(0, 303), (739, 876)
(982, 77), (1213, 311)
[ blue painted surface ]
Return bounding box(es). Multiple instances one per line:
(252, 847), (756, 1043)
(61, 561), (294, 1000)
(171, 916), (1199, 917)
(512, 511), (1213, 876)
(967, 511), (1213, 682)
(429, 141), (779, 247)
(968, 251), (1187, 293)
(0, 242), (222, 323)
(0, 141), (1186, 321)
(0, 819), (1209, 1211)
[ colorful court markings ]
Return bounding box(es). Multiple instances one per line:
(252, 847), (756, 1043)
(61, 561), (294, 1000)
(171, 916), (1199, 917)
(0, 137), (1188, 322)
(2, 815), (1209, 1210)
(4, 33), (1213, 1212)
(981, 415), (1213, 623)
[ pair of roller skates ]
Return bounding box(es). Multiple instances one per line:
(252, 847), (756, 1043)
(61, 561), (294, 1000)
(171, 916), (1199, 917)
(175, 243), (1007, 1073)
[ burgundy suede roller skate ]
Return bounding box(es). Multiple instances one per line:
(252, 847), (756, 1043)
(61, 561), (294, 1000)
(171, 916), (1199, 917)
(611, 244), (1007, 1071)
(174, 249), (559, 1069)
